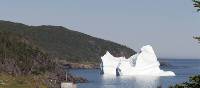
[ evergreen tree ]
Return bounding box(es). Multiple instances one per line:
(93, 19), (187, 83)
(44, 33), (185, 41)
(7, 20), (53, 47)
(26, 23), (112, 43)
(169, 1), (200, 88)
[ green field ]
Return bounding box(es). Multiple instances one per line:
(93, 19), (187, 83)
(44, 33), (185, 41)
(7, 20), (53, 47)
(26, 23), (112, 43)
(0, 73), (47, 88)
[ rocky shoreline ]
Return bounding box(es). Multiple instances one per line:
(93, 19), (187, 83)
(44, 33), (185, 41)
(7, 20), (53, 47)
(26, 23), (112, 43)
(63, 62), (99, 69)
(60, 60), (172, 69)
(59, 59), (99, 69)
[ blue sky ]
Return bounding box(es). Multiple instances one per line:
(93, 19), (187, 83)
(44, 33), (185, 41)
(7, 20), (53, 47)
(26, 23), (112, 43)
(0, 0), (200, 59)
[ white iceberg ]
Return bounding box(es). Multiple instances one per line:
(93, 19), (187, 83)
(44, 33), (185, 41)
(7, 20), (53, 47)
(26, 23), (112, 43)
(100, 45), (175, 76)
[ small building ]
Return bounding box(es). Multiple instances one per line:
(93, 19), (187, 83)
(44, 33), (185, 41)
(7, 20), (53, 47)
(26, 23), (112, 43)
(61, 72), (77, 88)
(61, 82), (76, 88)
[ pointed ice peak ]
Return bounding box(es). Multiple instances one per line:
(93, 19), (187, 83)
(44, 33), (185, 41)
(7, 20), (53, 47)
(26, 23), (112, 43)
(105, 51), (111, 56)
(102, 51), (113, 58)
(141, 45), (155, 55)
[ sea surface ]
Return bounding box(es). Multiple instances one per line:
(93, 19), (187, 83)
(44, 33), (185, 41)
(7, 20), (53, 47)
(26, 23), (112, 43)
(69, 59), (200, 88)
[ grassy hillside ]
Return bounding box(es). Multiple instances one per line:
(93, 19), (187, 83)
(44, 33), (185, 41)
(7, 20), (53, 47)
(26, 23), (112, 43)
(0, 73), (47, 88)
(0, 30), (87, 88)
(0, 20), (135, 63)
(0, 31), (55, 75)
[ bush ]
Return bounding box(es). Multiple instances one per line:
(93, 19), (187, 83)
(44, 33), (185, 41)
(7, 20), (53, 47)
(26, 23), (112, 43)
(169, 75), (200, 88)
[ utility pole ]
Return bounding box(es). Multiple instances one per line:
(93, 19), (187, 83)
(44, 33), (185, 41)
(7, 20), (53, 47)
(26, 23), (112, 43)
(66, 71), (68, 82)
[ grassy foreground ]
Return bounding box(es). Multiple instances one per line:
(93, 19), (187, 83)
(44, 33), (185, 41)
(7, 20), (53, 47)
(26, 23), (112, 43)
(0, 73), (47, 88)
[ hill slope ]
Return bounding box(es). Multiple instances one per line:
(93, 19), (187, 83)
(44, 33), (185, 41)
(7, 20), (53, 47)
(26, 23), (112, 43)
(0, 29), (87, 88)
(0, 20), (136, 63)
(0, 31), (54, 75)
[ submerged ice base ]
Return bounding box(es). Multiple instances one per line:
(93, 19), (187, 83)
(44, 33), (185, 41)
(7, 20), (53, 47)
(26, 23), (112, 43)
(101, 45), (175, 76)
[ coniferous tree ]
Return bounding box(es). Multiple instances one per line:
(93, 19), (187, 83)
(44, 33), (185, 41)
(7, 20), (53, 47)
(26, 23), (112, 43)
(170, 1), (200, 88)
(193, 0), (200, 12)
(193, 0), (200, 42)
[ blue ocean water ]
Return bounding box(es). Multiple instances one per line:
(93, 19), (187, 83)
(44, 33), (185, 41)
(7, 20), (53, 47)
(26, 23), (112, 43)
(70, 59), (200, 88)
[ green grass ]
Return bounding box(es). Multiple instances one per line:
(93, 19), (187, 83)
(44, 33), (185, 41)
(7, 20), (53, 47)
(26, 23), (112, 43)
(0, 73), (47, 88)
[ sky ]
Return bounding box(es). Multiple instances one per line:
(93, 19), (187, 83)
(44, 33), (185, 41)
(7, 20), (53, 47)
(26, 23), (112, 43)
(0, 0), (200, 59)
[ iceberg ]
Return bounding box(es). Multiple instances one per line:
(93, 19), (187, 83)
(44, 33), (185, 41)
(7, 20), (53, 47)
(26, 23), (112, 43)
(100, 45), (175, 76)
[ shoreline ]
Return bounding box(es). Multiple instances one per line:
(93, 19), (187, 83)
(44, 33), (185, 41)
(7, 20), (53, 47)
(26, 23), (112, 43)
(61, 61), (172, 69)
(62, 62), (100, 69)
